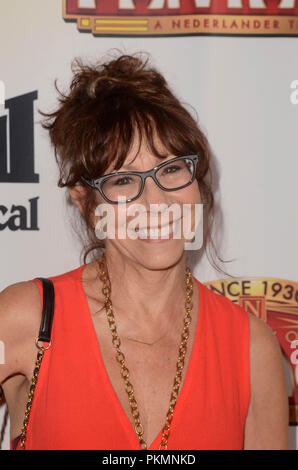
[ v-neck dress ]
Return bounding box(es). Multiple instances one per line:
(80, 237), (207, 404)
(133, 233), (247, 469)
(11, 264), (250, 450)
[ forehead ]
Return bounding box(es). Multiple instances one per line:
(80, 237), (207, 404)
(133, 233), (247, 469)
(106, 127), (173, 173)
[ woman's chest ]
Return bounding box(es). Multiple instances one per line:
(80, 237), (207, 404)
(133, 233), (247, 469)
(91, 312), (198, 449)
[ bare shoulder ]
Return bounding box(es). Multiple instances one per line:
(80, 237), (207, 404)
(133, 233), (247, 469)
(244, 312), (289, 449)
(247, 311), (282, 353)
(0, 280), (42, 384)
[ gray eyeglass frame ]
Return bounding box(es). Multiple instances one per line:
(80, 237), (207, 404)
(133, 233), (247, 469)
(81, 154), (200, 204)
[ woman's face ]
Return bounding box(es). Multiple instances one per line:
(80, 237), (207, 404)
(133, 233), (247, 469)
(93, 134), (202, 270)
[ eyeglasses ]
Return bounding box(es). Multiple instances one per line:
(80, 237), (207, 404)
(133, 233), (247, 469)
(81, 154), (199, 204)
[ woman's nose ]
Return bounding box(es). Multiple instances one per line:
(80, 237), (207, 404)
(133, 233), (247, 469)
(140, 175), (170, 206)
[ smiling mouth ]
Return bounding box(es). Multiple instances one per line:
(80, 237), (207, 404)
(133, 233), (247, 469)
(134, 218), (181, 239)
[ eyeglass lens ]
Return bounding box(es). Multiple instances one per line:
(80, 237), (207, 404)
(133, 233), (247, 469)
(101, 157), (195, 203)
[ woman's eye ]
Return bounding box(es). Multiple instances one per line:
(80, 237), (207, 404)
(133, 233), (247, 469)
(113, 176), (133, 185)
(163, 165), (181, 174)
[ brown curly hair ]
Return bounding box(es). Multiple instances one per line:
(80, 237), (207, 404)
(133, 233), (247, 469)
(38, 48), (231, 275)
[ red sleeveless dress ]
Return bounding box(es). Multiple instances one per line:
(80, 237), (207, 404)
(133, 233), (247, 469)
(11, 264), (250, 450)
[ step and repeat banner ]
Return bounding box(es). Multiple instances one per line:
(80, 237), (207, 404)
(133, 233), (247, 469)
(0, 0), (298, 450)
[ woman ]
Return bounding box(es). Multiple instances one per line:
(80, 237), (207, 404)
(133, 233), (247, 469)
(0, 51), (289, 450)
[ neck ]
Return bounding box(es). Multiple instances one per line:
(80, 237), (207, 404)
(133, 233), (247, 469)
(99, 249), (188, 331)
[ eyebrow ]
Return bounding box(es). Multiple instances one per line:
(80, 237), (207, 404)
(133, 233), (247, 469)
(119, 164), (141, 172)
(118, 155), (174, 173)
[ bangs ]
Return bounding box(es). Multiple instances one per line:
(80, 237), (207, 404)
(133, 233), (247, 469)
(84, 103), (199, 179)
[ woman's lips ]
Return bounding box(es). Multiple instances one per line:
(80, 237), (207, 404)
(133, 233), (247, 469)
(137, 230), (175, 243)
(134, 218), (181, 242)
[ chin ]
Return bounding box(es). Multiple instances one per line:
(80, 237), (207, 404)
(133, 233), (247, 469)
(126, 239), (185, 271)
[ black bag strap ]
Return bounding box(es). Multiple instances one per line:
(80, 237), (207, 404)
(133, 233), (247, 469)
(36, 278), (55, 343)
(0, 277), (55, 450)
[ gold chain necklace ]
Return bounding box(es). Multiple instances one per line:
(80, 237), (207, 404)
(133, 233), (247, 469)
(97, 253), (194, 450)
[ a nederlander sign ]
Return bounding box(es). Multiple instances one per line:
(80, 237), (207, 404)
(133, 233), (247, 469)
(63, 0), (298, 37)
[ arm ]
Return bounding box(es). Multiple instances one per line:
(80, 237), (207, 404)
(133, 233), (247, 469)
(243, 312), (289, 450)
(0, 281), (41, 386)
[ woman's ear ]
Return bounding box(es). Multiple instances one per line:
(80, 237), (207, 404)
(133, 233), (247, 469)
(69, 185), (88, 216)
